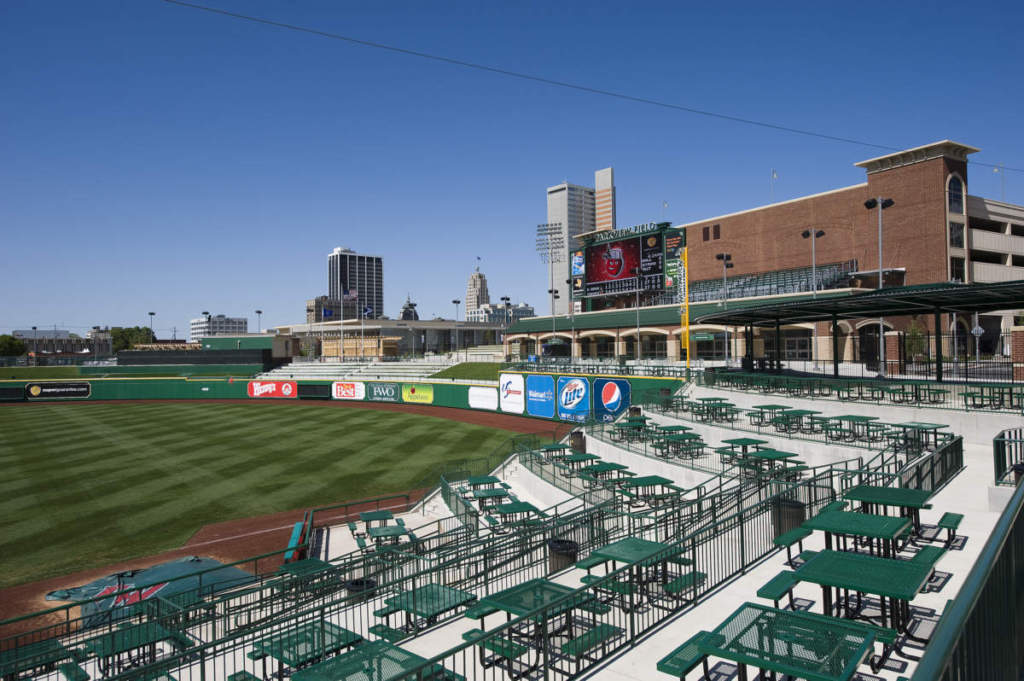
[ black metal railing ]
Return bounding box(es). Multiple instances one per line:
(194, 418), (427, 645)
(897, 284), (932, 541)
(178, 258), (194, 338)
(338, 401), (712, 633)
(994, 427), (1024, 486)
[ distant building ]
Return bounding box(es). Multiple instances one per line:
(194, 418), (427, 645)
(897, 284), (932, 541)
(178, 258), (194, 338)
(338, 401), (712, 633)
(13, 329), (99, 357)
(328, 247), (383, 319)
(545, 167), (614, 315)
(306, 296), (354, 324)
(466, 302), (535, 324)
(399, 296), (420, 321)
(465, 268), (490, 312)
(189, 314), (247, 341)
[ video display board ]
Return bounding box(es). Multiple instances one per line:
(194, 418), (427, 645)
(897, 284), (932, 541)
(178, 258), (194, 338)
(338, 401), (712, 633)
(584, 233), (663, 297)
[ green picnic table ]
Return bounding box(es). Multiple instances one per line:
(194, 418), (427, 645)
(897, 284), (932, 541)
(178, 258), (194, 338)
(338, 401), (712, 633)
(0, 638), (70, 680)
(252, 620), (362, 674)
(80, 621), (186, 676)
(384, 583), (478, 630)
(478, 577), (591, 621)
(561, 452), (600, 473)
(749, 404), (791, 426)
(775, 409), (820, 433)
(359, 509), (394, 527)
(737, 449), (799, 473)
(796, 550), (931, 634)
(539, 443), (569, 462)
(655, 424), (692, 433)
(890, 422), (949, 454)
(367, 525), (410, 545)
(833, 415), (879, 440)
(466, 475), (501, 489)
(842, 485), (932, 534)
(696, 602), (876, 681)
(589, 537), (689, 611)
(472, 487), (510, 509)
(291, 640), (450, 681)
(720, 437), (768, 454)
(581, 461), (630, 479)
(803, 510), (910, 557)
(493, 501), (546, 525)
(621, 475), (682, 507)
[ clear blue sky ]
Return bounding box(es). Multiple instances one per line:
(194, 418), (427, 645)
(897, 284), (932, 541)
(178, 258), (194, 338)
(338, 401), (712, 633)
(2, 0), (1022, 337)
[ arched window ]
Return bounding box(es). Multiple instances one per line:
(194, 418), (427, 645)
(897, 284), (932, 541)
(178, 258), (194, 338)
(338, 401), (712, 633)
(948, 175), (964, 214)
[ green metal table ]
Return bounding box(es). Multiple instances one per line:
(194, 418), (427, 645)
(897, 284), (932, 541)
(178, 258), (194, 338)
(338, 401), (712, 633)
(291, 640), (450, 681)
(834, 415), (879, 440)
(80, 622), (184, 675)
(384, 583), (477, 630)
(890, 422), (950, 455)
(472, 487), (510, 508)
(252, 620), (362, 675)
(493, 501), (545, 525)
(466, 475), (501, 489)
(842, 485), (933, 534)
(561, 452), (600, 473)
(738, 449), (799, 473)
(796, 549), (931, 633)
(0, 638), (70, 681)
(367, 525), (409, 546)
(580, 461), (629, 479)
(479, 577), (589, 621)
(802, 510), (910, 557)
(358, 509), (394, 527)
(721, 437), (769, 454)
(621, 475), (682, 507)
(749, 405), (791, 427)
(591, 537), (689, 610)
(697, 602), (875, 681)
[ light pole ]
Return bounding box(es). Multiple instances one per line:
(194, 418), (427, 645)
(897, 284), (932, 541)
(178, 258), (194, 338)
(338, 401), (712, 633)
(546, 289), (559, 357)
(148, 312), (155, 342)
(499, 296), (511, 352)
(255, 309), (262, 333)
(452, 299), (461, 360)
(801, 230), (825, 297)
(32, 326), (37, 365)
(565, 279), (576, 360)
(536, 222), (565, 358)
(864, 197), (894, 376)
(92, 326), (100, 363)
(716, 253), (734, 363)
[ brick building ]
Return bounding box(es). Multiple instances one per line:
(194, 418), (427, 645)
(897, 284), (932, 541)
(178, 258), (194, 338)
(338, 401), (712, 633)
(507, 140), (1024, 365)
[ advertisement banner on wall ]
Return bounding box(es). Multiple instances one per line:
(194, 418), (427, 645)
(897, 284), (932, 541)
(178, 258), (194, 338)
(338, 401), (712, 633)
(593, 378), (631, 422)
(25, 382), (91, 400)
(401, 384), (434, 404)
(468, 386), (498, 410)
(367, 382), (400, 402)
(499, 373), (525, 413)
(332, 381), (365, 400)
(556, 376), (590, 422)
(525, 375), (555, 418)
(247, 380), (297, 399)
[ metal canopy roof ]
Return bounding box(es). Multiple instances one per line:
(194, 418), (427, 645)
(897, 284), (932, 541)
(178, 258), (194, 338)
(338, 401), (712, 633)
(694, 280), (1024, 326)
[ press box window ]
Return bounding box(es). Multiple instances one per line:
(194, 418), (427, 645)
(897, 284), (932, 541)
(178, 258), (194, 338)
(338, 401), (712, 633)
(713, 224), (721, 239)
(702, 226), (710, 241)
(948, 176), (964, 214)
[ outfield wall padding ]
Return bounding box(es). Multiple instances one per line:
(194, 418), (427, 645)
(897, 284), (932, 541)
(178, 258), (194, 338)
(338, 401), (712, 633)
(2, 373), (684, 424)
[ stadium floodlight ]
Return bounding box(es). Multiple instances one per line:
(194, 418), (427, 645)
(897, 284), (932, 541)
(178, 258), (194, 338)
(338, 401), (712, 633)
(255, 309), (263, 333)
(801, 230), (826, 298)
(452, 299), (461, 360)
(537, 222), (565, 318)
(148, 312), (155, 341)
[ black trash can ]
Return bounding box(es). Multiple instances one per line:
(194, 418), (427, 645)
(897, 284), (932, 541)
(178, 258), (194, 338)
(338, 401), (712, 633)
(1012, 463), (1024, 485)
(547, 539), (580, 574)
(569, 430), (586, 453)
(343, 578), (377, 603)
(771, 498), (806, 538)
(628, 406), (642, 417)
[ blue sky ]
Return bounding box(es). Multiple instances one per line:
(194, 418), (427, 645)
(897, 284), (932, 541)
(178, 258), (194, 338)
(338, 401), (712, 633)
(2, 0), (1022, 336)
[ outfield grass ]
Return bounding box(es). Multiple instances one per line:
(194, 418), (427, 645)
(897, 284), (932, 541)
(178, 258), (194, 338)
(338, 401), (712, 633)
(0, 402), (517, 588)
(430, 362), (503, 381)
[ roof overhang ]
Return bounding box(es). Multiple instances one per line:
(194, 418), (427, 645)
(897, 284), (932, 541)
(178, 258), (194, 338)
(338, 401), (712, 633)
(694, 281), (1024, 326)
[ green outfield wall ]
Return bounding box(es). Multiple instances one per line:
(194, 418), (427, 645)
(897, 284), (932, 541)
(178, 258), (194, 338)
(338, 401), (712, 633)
(1, 372), (684, 423)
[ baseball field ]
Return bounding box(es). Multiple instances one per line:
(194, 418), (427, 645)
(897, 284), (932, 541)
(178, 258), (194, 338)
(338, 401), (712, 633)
(0, 401), (521, 589)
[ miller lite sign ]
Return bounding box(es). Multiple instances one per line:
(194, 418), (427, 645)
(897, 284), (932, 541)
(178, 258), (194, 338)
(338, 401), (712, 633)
(247, 380), (297, 399)
(556, 376), (590, 422)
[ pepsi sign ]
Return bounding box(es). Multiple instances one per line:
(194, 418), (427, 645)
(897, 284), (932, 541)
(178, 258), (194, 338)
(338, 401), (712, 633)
(556, 376), (590, 422)
(593, 378), (631, 422)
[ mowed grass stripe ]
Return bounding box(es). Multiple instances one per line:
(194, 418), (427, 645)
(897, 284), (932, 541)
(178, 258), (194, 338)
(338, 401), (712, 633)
(0, 402), (517, 588)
